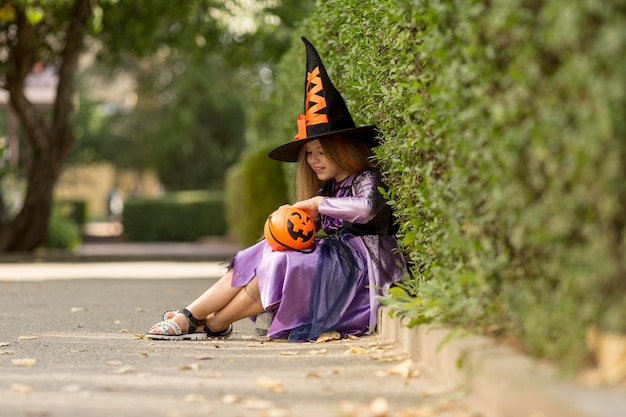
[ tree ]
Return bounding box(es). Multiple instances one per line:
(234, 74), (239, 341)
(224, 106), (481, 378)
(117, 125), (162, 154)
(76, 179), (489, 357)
(0, 0), (312, 251)
(0, 0), (93, 251)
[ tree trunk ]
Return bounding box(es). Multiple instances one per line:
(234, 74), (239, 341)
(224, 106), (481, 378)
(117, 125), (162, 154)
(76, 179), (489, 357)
(0, 0), (93, 252)
(0, 151), (61, 251)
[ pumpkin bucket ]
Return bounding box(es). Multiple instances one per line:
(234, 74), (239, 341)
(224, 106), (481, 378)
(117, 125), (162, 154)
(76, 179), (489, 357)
(264, 206), (315, 252)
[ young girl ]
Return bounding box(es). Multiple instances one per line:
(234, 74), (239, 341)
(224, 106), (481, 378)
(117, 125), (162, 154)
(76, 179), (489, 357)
(147, 37), (406, 342)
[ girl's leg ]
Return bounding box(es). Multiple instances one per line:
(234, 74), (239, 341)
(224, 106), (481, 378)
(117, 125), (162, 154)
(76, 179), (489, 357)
(150, 270), (240, 335)
(206, 276), (265, 332)
(149, 271), (265, 335)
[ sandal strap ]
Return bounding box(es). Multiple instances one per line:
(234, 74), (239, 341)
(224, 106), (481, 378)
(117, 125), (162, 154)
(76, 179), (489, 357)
(179, 308), (206, 332)
(206, 323), (233, 338)
(149, 320), (182, 336)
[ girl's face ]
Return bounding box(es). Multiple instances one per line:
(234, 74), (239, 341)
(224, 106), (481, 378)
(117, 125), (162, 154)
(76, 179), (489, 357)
(304, 140), (350, 182)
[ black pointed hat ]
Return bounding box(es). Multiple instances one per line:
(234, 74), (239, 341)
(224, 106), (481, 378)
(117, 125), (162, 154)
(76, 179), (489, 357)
(268, 37), (379, 162)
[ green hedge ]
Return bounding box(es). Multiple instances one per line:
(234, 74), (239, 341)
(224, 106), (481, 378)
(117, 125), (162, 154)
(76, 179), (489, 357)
(45, 203), (82, 250)
(265, 0), (626, 371)
(122, 191), (227, 241)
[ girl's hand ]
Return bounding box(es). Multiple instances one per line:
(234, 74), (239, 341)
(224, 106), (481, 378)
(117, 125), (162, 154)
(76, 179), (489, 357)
(292, 196), (324, 219)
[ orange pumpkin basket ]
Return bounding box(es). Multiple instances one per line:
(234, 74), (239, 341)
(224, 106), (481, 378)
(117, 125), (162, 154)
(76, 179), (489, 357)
(264, 206), (316, 252)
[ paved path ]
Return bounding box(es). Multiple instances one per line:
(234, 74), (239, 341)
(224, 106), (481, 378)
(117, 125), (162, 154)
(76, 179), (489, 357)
(0, 272), (481, 417)
(2, 241), (624, 417)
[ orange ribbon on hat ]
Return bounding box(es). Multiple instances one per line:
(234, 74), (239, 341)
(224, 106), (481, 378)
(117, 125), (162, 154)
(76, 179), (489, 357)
(295, 66), (328, 140)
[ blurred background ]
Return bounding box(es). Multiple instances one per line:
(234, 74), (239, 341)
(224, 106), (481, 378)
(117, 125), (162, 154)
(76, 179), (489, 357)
(0, 0), (315, 251)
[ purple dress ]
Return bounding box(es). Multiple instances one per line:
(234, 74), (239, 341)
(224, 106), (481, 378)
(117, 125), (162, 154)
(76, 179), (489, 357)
(230, 169), (406, 341)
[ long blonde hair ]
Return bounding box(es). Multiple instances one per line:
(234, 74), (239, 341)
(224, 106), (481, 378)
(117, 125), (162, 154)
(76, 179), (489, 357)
(295, 135), (376, 201)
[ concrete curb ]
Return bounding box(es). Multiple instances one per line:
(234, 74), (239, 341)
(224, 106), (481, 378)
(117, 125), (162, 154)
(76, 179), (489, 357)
(377, 306), (626, 417)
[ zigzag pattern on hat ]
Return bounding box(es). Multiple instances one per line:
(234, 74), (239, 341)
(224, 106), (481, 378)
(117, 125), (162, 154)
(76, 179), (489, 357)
(295, 67), (328, 139)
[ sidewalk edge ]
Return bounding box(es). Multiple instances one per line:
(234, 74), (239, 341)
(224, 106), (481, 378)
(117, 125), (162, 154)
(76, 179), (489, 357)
(377, 306), (626, 417)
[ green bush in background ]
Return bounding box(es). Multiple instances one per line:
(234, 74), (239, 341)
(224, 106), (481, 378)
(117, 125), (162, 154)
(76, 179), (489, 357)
(122, 191), (227, 242)
(45, 204), (82, 250)
(225, 147), (288, 247)
(265, 0), (625, 371)
(57, 199), (89, 228)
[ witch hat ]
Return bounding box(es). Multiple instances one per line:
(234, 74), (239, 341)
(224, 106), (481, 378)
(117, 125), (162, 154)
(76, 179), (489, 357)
(268, 37), (379, 162)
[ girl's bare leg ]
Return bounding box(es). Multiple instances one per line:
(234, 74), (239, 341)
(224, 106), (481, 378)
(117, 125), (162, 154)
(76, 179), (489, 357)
(149, 271), (264, 335)
(206, 276), (265, 332)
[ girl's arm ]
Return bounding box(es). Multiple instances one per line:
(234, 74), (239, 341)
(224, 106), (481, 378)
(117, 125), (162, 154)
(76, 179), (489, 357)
(309, 170), (385, 224)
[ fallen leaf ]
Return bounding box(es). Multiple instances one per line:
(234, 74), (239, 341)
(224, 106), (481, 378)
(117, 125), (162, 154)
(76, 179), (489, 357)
(11, 383), (34, 394)
(315, 331), (341, 343)
(279, 351), (299, 356)
(308, 348), (327, 355)
(255, 376), (284, 392)
(378, 354), (411, 362)
(222, 394), (241, 404)
(387, 359), (420, 379)
(305, 371), (321, 378)
(70, 307), (86, 313)
(112, 365), (138, 374)
(345, 346), (369, 355)
(12, 358), (36, 367)
(183, 393), (207, 403)
(369, 396), (389, 417)
(178, 363), (200, 371)
(0, 350), (15, 355)
(194, 355), (214, 360)
(17, 336), (38, 341)
(132, 333), (146, 339)
(0, 342), (10, 347)
(240, 397), (276, 410)
(347, 334), (359, 340)
(196, 372), (223, 379)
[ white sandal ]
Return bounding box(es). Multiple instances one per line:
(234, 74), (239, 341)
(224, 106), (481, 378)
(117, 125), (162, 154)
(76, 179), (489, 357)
(145, 308), (208, 341)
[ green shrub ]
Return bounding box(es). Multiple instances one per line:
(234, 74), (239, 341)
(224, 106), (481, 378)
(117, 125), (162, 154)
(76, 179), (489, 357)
(45, 205), (82, 250)
(267, 0), (626, 371)
(122, 191), (227, 241)
(57, 199), (89, 227)
(225, 147), (289, 247)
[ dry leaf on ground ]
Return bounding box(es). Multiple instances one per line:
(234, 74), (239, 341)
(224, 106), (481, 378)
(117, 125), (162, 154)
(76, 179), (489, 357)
(345, 345), (369, 355)
(12, 358), (36, 367)
(315, 331), (341, 343)
(194, 355), (214, 360)
(183, 393), (207, 403)
(112, 365), (138, 374)
(11, 383), (34, 394)
(383, 359), (421, 379)
(178, 363), (200, 371)
(70, 307), (86, 313)
(196, 372), (223, 379)
(255, 376), (284, 392)
(132, 333), (146, 339)
(17, 335), (38, 341)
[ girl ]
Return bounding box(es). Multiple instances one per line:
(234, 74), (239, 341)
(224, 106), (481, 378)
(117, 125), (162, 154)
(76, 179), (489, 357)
(147, 38), (406, 342)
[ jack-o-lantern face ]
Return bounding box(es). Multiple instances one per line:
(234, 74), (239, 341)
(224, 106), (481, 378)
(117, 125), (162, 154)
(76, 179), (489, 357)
(264, 206), (315, 252)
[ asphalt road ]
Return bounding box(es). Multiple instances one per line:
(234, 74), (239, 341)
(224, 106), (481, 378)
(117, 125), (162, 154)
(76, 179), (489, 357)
(0, 273), (483, 417)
